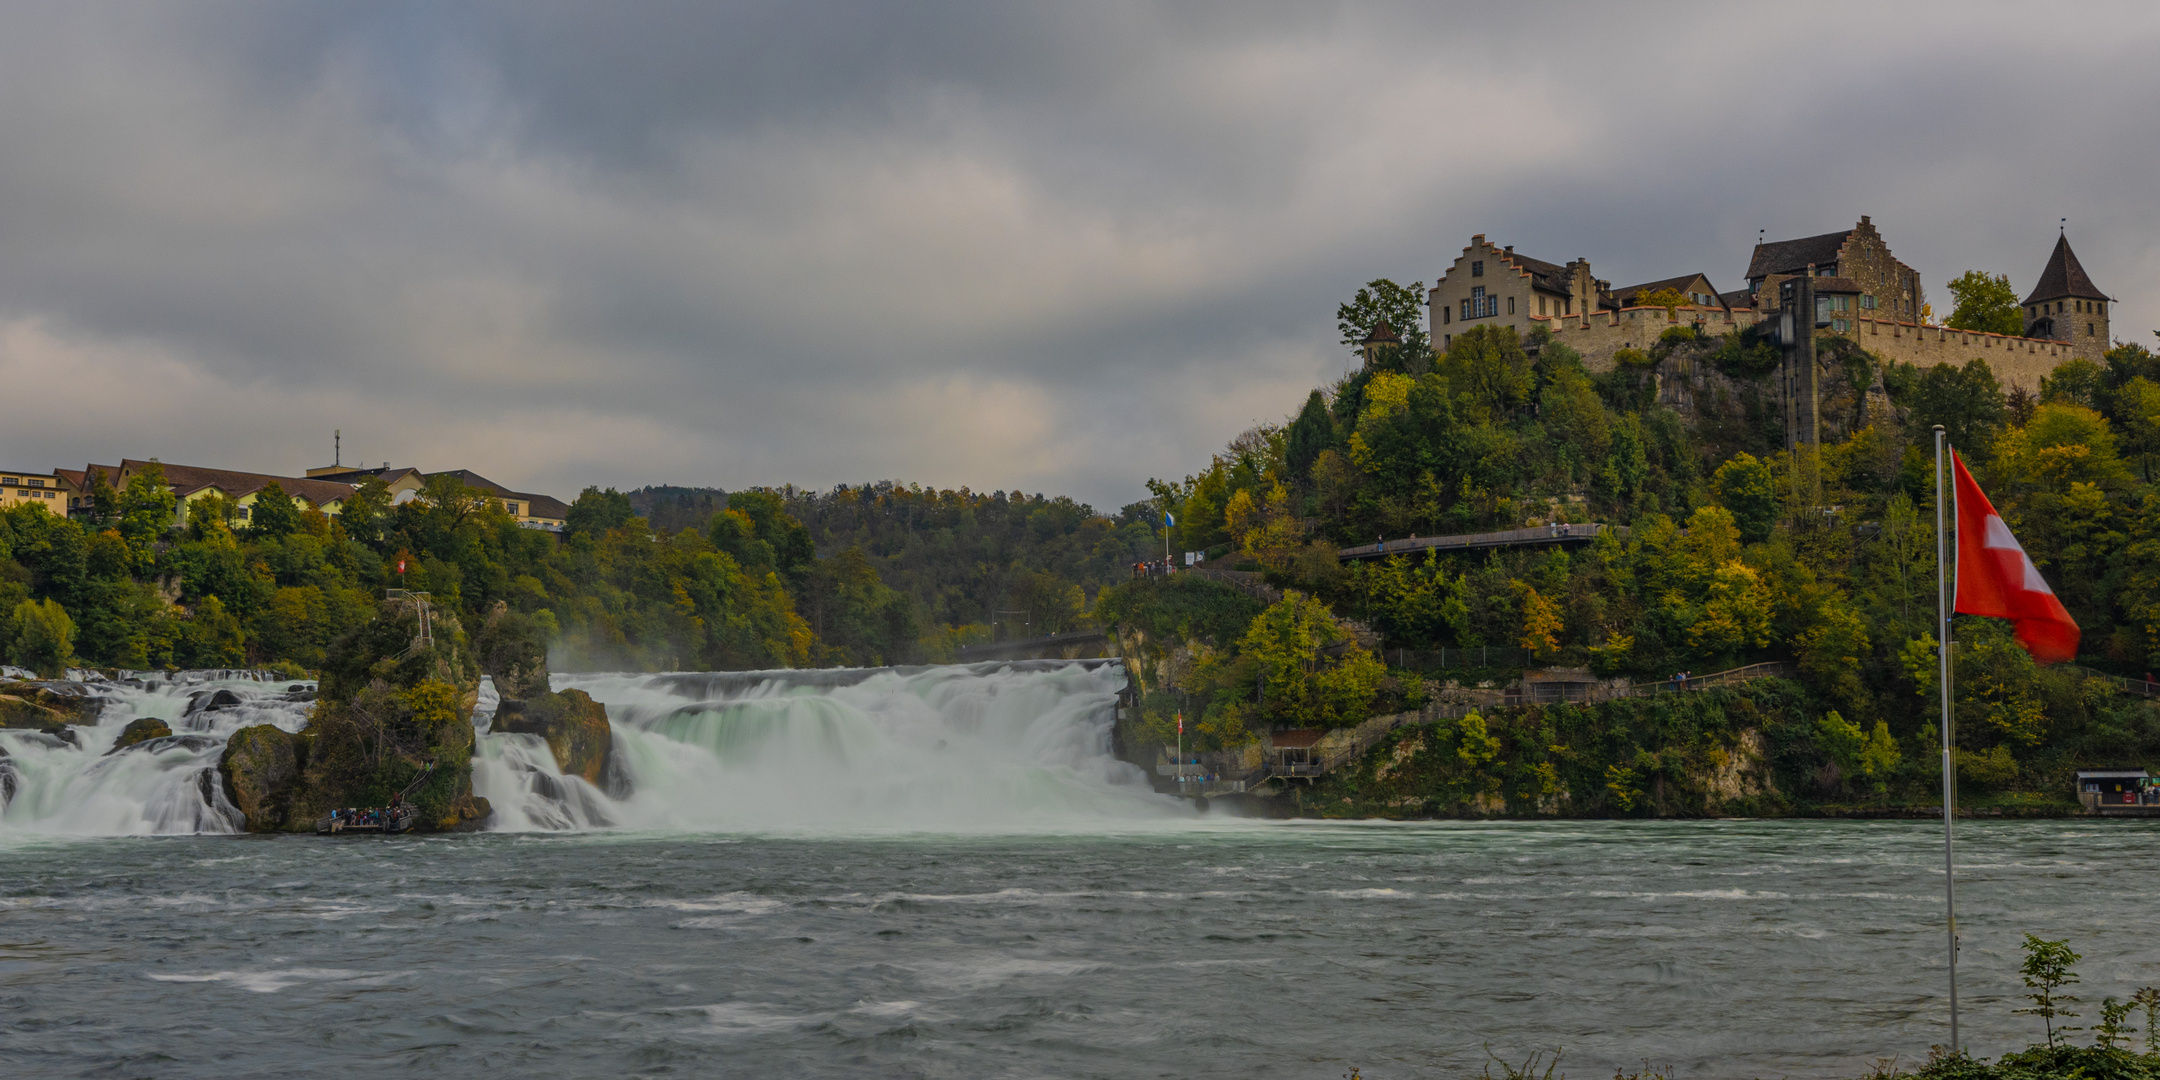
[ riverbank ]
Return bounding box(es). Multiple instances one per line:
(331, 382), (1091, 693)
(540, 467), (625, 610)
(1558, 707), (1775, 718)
(1117, 676), (2124, 821)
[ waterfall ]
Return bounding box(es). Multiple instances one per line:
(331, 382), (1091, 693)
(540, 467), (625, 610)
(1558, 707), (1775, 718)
(0, 672), (315, 837)
(474, 660), (1176, 833)
(2, 660), (1174, 837)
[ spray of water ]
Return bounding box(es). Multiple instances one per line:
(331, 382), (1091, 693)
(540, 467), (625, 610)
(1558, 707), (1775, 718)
(0, 672), (314, 836)
(474, 660), (1178, 833)
(2, 660), (1176, 837)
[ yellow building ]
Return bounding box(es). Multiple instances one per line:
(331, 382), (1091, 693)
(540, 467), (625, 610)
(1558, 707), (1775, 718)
(0, 469), (67, 512)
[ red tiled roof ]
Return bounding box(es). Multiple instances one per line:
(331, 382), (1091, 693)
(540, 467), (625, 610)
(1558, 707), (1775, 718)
(116, 459), (360, 507)
(426, 470), (570, 520)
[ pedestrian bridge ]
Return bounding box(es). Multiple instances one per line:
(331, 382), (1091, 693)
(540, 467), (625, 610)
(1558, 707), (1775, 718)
(1339, 522), (1625, 561)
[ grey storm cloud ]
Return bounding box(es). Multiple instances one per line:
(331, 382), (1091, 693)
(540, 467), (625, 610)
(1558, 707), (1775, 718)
(2, 2), (2157, 510)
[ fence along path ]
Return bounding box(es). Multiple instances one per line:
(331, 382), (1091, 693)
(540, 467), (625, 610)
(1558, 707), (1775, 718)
(1338, 522), (1626, 561)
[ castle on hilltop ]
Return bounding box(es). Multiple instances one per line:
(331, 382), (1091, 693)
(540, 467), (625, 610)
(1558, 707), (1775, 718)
(1420, 217), (2113, 399)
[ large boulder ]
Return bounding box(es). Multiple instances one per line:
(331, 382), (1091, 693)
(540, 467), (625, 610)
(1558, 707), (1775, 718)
(495, 689), (613, 787)
(0, 683), (102, 729)
(107, 717), (173, 754)
(220, 724), (300, 831)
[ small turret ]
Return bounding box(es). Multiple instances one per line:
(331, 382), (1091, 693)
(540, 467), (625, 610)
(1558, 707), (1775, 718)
(1360, 320), (1401, 369)
(2023, 231), (2111, 362)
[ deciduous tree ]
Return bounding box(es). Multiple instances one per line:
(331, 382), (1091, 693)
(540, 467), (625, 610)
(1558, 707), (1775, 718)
(1945, 270), (2025, 336)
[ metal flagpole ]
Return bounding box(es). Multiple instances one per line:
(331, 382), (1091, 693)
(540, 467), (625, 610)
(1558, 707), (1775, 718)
(1935, 424), (1960, 1052)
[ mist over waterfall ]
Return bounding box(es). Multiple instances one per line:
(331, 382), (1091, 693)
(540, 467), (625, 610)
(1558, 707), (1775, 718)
(0, 673), (315, 837)
(2, 660), (1170, 838)
(476, 660), (1176, 833)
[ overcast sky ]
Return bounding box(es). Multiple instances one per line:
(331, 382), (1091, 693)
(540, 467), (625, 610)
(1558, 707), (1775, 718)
(3, 2), (2157, 511)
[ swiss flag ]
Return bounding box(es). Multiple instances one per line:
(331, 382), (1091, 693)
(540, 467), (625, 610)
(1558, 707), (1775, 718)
(1952, 451), (2079, 663)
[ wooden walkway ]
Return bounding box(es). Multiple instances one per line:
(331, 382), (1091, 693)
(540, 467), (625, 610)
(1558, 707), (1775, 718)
(1338, 522), (1626, 561)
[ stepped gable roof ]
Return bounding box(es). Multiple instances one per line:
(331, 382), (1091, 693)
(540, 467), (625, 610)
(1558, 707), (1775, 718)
(1746, 229), (1851, 280)
(2024, 233), (2110, 304)
(1497, 249), (1576, 295)
(1611, 273), (1724, 307)
(119, 459), (360, 507)
(1361, 320), (1400, 344)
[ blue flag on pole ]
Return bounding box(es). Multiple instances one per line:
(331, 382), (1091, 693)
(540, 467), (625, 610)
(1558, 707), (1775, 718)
(1164, 511), (1175, 527)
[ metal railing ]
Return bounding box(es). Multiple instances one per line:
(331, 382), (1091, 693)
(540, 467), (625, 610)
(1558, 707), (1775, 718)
(1339, 523), (1624, 561)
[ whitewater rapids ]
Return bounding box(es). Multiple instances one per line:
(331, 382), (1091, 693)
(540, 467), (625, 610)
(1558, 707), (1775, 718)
(0, 660), (1180, 837)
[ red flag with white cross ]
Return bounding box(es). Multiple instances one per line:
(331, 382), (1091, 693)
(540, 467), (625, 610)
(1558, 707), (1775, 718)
(1951, 451), (2079, 663)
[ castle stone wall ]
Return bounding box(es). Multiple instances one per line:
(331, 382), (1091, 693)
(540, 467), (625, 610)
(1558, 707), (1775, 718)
(1542, 309), (2075, 391)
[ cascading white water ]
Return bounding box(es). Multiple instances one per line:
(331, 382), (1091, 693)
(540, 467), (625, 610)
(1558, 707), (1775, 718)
(2, 660), (1170, 837)
(473, 660), (1179, 833)
(0, 672), (316, 836)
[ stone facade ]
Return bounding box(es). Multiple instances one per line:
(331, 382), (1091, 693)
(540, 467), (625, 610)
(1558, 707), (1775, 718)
(1744, 216), (1924, 324)
(1425, 216), (2099, 400)
(1426, 235), (1602, 353)
(2021, 233), (2112, 364)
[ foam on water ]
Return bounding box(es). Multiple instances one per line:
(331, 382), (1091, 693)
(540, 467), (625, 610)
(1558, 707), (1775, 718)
(0, 672), (314, 836)
(473, 660), (1178, 833)
(3, 660), (1171, 837)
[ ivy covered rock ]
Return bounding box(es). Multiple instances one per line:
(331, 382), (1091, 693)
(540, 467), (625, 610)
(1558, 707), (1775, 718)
(241, 595), (492, 832)
(219, 724), (300, 831)
(0, 683), (101, 729)
(108, 716), (172, 753)
(474, 600), (552, 700)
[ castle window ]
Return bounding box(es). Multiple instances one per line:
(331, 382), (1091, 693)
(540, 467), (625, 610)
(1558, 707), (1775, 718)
(2088, 323), (2095, 336)
(1507, 296), (1515, 315)
(1539, 296), (1547, 315)
(1471, 260), (1484, 277)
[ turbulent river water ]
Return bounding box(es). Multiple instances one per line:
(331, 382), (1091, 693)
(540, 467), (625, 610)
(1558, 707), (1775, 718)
(3, 663), (2157, 1078)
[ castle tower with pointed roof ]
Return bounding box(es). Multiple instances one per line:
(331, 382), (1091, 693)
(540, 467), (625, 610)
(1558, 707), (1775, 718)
(2023, 232), (2111, 363)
